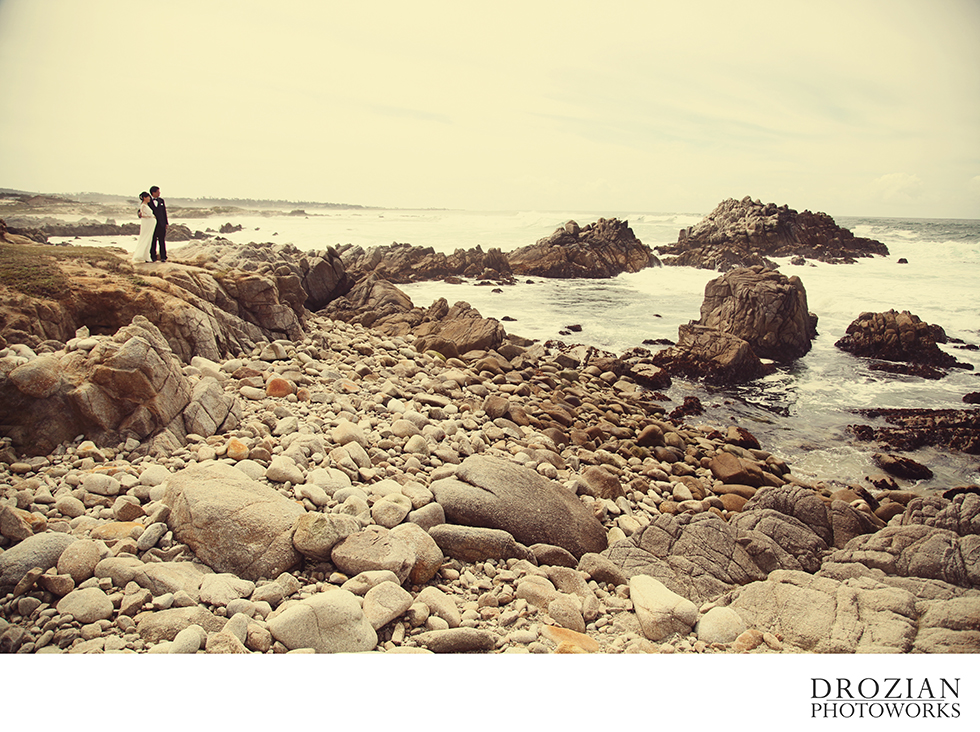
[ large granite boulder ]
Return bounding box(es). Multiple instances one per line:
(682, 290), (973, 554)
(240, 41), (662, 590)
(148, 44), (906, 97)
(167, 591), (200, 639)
(162, 461), (307, 581)
(429, 454), (607, 558)
(656, 196), (889, 270)
(900, 493), (980, 536)
(0, 532), (76, 593)
(507, 218), (660, 278)
(717, 569), (920, 652)
(413, 300), (506, 358)
(323, 279), (507, 359)
(697, 266), (817, 360)
(835, 309), (972, 377)
(320, 273), (418, 333)
(826, 524), (980, 589)
(0, 317), (193, 455)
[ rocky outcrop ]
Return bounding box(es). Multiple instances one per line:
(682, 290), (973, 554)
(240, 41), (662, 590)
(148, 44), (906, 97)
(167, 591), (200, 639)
(175, 239), (353, 312)
(656, 196), (889, 270)
(323, 276), (507, 359)
(649, 266), (816, 384)
(835, 310), (972, 377)
(507, 218), (660, 278)
(0, 249), (314, 363)
(0, 317), (242, 456)
(413, 300), (507, 359)
(697, 267), (817, 360)
(339, 242), (512, 284)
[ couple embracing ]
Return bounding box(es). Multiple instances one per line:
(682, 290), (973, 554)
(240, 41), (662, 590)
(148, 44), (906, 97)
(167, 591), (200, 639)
(132, 186), (169, 263)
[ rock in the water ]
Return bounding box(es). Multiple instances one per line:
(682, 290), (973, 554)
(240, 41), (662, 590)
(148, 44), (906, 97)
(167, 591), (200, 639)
(430, 454), (607, 558)
(656, 196), (888, 270)
(836, 310), (970, 375)
(507, 218), (659, 279)
(696, 266), (817, 361)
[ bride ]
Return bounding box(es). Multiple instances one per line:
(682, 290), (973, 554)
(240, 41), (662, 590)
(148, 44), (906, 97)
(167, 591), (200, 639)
(132, 191), (154, 263)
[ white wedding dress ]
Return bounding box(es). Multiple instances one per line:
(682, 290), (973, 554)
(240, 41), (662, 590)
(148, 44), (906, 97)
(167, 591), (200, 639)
(132, 202), (154, 263)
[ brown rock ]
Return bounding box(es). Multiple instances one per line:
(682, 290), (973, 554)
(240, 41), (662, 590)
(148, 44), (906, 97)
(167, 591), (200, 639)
(266, 377), (294, 398)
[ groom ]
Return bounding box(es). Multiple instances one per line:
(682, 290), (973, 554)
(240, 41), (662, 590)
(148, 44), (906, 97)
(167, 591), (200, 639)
(149, 185), (168, 262)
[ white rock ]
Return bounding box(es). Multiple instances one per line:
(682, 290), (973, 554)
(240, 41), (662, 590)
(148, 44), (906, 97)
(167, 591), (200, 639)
(362, 581), (413, 630)
(629, 575), (698, 642)
(696, 606), (747, 645)
(267, 590), (377, 653)
(265, 455), (305, 484)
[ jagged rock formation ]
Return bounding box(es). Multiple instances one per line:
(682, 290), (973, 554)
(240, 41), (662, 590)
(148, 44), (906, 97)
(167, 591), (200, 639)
(0, 317), (241, 456)
(333, 217), (658, 284)
(507, 218), (660, 278)
(698, 266), (817, 360)
(651, 267), (816, 384)
(174, 239), (353, 312)
(652, 325), (773, 385)
(338, 242), (512, 284)
(656, 196), (889, 270)
(835, 309), (972, 378)
(322, 274), (507, 358)
(0, 256), (308, 363)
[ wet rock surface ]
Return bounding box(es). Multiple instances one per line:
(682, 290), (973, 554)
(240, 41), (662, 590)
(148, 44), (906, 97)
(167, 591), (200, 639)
(836, 309), (973, 376)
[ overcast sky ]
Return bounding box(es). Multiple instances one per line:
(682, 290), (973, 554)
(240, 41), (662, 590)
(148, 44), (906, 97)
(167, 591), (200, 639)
(1, 0), (978, 218)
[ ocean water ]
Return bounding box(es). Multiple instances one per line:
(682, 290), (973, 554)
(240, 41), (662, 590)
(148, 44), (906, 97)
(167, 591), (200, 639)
(67, 208), (980, 491)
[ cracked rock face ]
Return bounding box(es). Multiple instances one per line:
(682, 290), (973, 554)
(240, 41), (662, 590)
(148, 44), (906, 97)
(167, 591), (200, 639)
(604, 512), (770, 606)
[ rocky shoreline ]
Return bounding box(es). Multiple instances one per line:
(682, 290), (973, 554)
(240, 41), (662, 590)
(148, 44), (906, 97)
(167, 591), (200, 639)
(1, 201), (978, 656)
(1, 310), (977, 655)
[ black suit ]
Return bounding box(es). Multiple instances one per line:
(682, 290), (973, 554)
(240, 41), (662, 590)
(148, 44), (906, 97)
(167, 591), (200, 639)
(151, 197), (168, 261)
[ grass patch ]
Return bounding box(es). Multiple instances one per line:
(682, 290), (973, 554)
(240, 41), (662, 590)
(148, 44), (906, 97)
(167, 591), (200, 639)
(0, 241), (128, 300)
